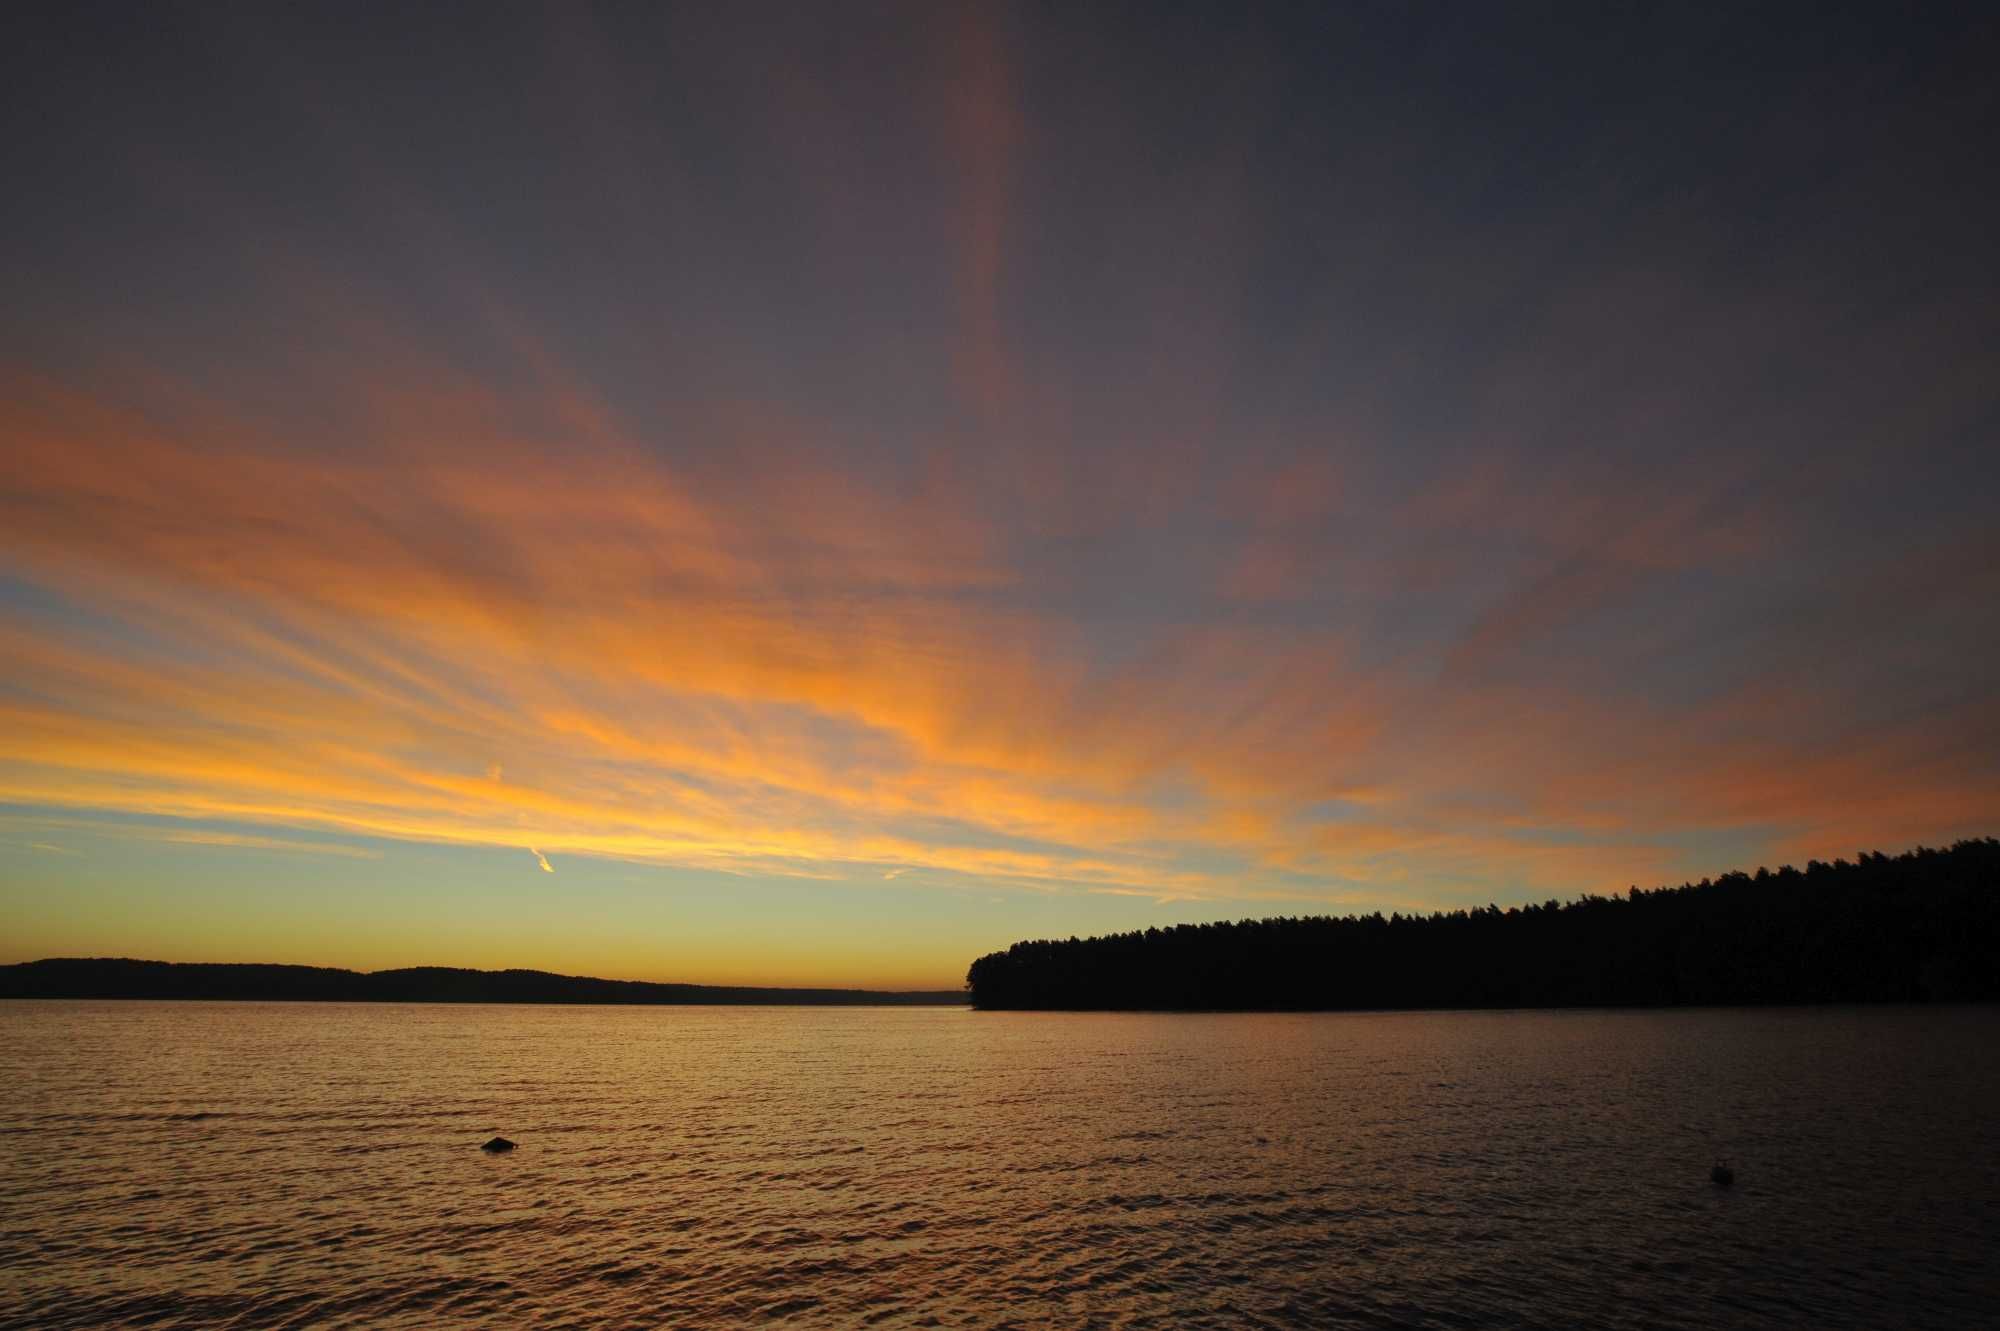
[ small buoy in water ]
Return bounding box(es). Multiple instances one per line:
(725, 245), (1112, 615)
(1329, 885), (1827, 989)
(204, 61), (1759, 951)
(1710, 1161), (1734, 1186)
(482, 1136), (516, 1153)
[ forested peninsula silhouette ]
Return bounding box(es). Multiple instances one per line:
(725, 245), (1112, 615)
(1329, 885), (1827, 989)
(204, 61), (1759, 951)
(0, 959), (965, 1006)
(967, 840), (2000, 1010)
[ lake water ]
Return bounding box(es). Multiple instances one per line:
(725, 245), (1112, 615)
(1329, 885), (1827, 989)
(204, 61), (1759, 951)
(1, 1002), (1995, 1329)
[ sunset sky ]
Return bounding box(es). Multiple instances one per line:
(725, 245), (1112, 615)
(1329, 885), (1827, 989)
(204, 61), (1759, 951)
(3, 4), (1996, 988)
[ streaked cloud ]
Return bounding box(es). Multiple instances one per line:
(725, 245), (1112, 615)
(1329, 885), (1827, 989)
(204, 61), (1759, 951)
(1, 4), (1995, 981)
(152, 831), (383, 860)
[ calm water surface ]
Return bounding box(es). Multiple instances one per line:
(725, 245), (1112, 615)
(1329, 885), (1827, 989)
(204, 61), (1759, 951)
(2, 1002), (1995, 1329)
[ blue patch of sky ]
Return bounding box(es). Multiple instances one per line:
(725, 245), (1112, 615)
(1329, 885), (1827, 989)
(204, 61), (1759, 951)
(1294, 798), (1369, 825)
(0, 575), (169, 683)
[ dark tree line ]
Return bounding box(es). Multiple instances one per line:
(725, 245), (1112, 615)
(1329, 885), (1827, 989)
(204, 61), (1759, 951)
(966, 839), (2000, 1010)
(0, 960), (964, 1006)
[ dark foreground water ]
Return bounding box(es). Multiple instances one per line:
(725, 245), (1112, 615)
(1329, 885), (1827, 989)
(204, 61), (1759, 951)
(1, 1003), (1996, 1329)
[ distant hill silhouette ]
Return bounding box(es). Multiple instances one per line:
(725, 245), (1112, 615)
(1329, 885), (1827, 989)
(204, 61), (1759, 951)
(967, 840), (2000, 1010)
(0, 959), (965, 1006)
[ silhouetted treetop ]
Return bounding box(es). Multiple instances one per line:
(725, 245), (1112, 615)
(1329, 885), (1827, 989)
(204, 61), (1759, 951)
(966, 840), (2000, 1010)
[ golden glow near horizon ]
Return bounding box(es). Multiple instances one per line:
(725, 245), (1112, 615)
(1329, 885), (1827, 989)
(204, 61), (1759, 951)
(3, 7), (1996, 987)
(4, 364), (1994, 987)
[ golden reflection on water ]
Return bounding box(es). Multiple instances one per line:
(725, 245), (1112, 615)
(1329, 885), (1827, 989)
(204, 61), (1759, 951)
(1, 1003), (1995, 1328)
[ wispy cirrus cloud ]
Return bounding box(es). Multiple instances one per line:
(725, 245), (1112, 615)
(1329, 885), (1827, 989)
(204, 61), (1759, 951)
(4, 346), (1994, 913)
(2, 3), (1996, 980)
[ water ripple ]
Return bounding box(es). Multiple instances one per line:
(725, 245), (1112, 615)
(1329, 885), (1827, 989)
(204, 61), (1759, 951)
(1, 1003), (1996, 1328)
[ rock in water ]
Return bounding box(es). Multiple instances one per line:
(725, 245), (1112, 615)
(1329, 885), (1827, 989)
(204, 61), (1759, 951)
(482, 1136), (516, 1153)
(1710, 1161), (1734, 1186)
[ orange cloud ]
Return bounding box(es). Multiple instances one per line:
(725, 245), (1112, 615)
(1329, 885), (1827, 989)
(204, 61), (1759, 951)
(4, 355), (1996, 919)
